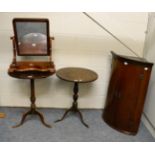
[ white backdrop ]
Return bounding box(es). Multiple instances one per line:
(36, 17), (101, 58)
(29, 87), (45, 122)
(0, 12), (147, 108)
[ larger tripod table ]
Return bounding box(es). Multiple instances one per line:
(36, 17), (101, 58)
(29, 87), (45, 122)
(8, 63), (55, 128)
(55, 67), (98, 128)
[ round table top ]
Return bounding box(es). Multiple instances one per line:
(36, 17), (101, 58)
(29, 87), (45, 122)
(56, 67), (98, 83)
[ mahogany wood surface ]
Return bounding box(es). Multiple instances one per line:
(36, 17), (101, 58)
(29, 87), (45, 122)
(56, 67), (98, 83)
(103, 51), (153, 135)
(8, 61), (55, 79)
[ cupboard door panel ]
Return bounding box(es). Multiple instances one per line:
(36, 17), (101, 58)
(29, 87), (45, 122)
(114, 62), (142, 132)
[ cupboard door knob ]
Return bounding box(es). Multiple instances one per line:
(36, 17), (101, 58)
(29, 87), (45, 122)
(144, 67), (148, 71)
(124, 62), (128, 66)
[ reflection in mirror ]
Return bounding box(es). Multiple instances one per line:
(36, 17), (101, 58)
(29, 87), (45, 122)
(15, 21), (48, 55)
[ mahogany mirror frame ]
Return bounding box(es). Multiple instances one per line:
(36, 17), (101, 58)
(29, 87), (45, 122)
(13, 18), (51, 56)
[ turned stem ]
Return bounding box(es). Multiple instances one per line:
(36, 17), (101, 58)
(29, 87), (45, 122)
(30, 79), (36, 112)
(73, 82), (79, 110)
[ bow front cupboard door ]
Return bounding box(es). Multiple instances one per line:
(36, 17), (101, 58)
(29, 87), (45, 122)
(103, 52), (153, 135)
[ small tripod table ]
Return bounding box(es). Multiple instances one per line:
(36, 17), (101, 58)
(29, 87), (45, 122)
(55, 67), (98, 128)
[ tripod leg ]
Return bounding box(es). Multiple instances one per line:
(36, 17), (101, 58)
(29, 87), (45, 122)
(12, 110), (32, 128)
(77, 110), (89, 128)
(35, 110), (51, 128)
(55, 108), (72, 123)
